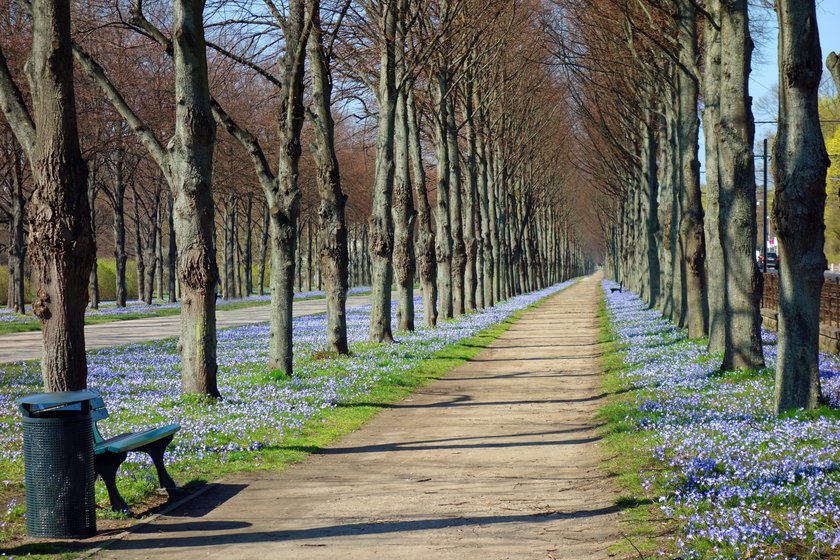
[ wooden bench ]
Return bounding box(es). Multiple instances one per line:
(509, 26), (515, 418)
(610, 283), (623, 293)
(91, 396), (181, 512)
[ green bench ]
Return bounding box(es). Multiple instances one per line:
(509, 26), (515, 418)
(91, 396), (180, 512)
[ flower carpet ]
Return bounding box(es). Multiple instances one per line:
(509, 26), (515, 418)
(603, 280), (840, 559)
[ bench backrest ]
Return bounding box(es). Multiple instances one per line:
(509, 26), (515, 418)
(90, 397), (109, 444)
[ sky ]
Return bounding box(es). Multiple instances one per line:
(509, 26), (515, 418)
(750, 0), (840, 144)
(699, 1), (840, 186)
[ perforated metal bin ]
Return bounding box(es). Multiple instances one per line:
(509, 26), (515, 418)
(17, 390), (98, 538)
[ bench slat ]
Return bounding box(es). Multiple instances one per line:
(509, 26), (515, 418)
(91, 408), (109, 421)
(94, 424), (180, 455)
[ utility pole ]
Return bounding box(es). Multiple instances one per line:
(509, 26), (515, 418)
(763, 137), (768, 273)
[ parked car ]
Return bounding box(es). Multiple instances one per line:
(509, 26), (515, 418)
(765, 252), (779, 269)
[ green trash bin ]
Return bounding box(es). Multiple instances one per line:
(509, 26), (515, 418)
(17, 390), (98, 538)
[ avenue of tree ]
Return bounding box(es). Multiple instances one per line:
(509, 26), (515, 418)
(565, 0), (837, 413)
(0, 0), (593, 395)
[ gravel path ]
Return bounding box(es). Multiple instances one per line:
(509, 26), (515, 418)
(0, 294), (377, 363)
(94, 276), (622, 559)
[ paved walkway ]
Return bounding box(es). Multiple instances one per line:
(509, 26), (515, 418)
(94, 276), (621, 559)
(0, 294), (376, 363)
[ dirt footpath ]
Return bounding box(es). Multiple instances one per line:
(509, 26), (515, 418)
(94, 276), (622, 559)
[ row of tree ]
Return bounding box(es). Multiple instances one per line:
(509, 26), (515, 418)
(0, 0), (593, 395)
(559, 0), (837, 413)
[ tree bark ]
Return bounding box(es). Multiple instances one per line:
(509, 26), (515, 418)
(703, 0), (725, 353)
(268, 0), (307, 373)
(446, 94), (466, 316)
(828, 52), (840, 93)
(9, 145), (26, 314)
(23, 0), (95, 391)
(392, 24), (415, 332)
(156, 194), (164, 301)
(167, 193), (176, 302)
(367, 0), (398, 343)
(223, 194), (236, 299)
(132, 188), (145, 303)
(676, 0), (708, 339)
(641, 116), (660, 309)
(463, 78), (478, 312)
(476, 113), (494, 308)
(307, 0), (349, 353)
(169, 0), (219, 396)
(88, 170), (99, 309)
(112, 155), (128, 307)
(772, 0), (829, 412)
(407, 86), (437, 326)
(244, 195), (253, 296)
(718, 0), (764, 370)
(434, 69), (453, 319)
(259, 200), (269, 295)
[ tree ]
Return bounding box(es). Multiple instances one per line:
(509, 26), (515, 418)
(772, 0), (830, 412)
(715, 0), (764, 370)
(0, 0), (95, 391)
(307, 0), (350, 353)
(76, 0), (221, 396)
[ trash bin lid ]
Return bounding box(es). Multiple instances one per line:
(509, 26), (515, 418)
(17, 389), (100, 416)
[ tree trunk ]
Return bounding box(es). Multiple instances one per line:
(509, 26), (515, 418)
(9, 146), (26, 314)
(170, 0), (219, 396)
(718, 0), (764, 370)
(88, 171), (99, 309)
(25, 0), (95, 391)
(224, 195), (236, 299)
(476, 114), (493, 308)
(772, 0), (829, 412)
(446, 95), (466, 316)
(828, 52), (840, 92)
(133, 189), (145, 302)
(703, 0), (725, 353)
(143, 200), (158, 305)
(392, 32), (415, 332)
(463, 79), (478, 312)
(434, 70), (453, 320)
(113, 158), (128, 307)
(259, 200), (269, 295)
(677, 0), (708, 338)
(307, 0), (349, 353)
(268, 0), (307, 373)
(407, 86), (437, 326)
(168, 193), (176, 302)
(244, 195), (253, 296)
(268, 214), (295, 373)
(641, 116), (660, 309)
(367, 0), (398, 343)
(488, 138), (501, 303)
(156, 194), (164, 300)
(232, 204), (245, 299)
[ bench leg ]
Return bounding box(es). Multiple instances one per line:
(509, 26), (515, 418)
(138, 435), (178, 495)
(94, 453), (131, 513)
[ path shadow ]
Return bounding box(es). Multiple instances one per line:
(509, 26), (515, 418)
(338, 392), (610, 410)
(280, 433), (602, 455)
(438, 369), (602, 382)
(110, 506), (623, 550)
(175, 484), (249, 517)
(467, 354), (603, 363)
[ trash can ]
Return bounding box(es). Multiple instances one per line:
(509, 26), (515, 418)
(17, 389), (99, 538)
